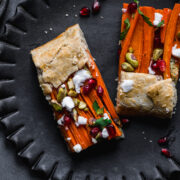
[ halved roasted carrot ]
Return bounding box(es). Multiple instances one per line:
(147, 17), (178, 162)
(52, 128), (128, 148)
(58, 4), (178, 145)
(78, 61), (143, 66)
(118, 9), (140, 76)
(161, 8), (172, 43)
(163, 4), (180, 79)
(140, 7), (155, 73)
(86, 50), (120, 121)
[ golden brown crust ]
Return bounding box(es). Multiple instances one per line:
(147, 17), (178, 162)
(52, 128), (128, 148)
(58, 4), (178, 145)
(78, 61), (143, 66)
(116, 71), (177, 118)
(31, 24), (90, 92)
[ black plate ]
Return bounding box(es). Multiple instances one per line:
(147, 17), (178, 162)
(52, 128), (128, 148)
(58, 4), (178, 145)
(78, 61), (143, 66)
(0, 0), (180, 179)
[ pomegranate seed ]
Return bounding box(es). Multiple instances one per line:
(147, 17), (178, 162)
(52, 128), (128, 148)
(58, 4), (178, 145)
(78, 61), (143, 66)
(92, 0), (101, 14)
(83, 84), (91, 95)
(151, 62), (159, 71)
(106, 124), (116, 137)
(97, 85), (104, 97)
(154, 37), (162, 48)
(122, 118), (130, 125)
(90, 127), (100, 137)
(64, 115), (72, 126)
(128, 2), (137, 14)
(157, 60), (166, 72)
(88, 78), (97, 89)
(158, 137), (168, 145)
(80, 7), (90, 17)
(161, 148), (171, 158)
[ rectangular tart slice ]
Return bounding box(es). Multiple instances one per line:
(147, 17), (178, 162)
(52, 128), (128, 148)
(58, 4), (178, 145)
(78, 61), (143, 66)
(116, 3), (180, 118)
(31, 24), (123, 153)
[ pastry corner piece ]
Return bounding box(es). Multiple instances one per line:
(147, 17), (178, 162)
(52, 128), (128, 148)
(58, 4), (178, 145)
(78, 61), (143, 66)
(116, 3), (180, 119)
(31, 24), (123, 153)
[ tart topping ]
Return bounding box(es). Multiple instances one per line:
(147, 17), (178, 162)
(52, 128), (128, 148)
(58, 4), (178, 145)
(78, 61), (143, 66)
(73, 69), (91, 93)
(83, 84), (91, 95)
(77, 116), (87, 125)
(90, 127), (100, 137)
(57, 88), (66, 102)
(122, 62), (135, 72)
(153, 13), (163, 26)
(120, 80), (134, 93)
(51, 99), (62, 112)
(57, 115), (65, 126)
(106, 124), (116, 137)
(96, 85), (104, 97)
(68, 90), (78, 97)
(172, 44), (180, 58)
(80, 7), (90, 17)
(92, 118), (112, 129)
(88, 78), (97, 89)
(62, 96), (75, 112)
(64, 115), (73, 126)
(157, 59), (166, 72)
(125, 52), (139, 68)
(67, 78), (75, 90)
(92, 137), (98, 144)
(93, 100), (104, 115)
(78, 101), (87, 110)
(73, 144), (82, 153)
(128, 2), (137, 14)
(102, 128), (109, 138)
(153, 48), (163, 61)
(92, 0), (101, 14)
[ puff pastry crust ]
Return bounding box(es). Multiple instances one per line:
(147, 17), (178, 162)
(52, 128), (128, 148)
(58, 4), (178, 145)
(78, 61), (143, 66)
(31, 24), (90, 94)
(116, 71), (177, 118)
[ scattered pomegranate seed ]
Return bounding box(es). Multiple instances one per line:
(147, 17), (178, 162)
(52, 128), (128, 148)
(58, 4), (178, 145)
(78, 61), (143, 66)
(83, 84), (91, 95)
(151, 61), (159, 71)
(97, 85), (104, 97)
(90, 127), (100, 137)
(161, 148), (171, 158)
(80, 7), (90, 17)
(64, 115), (72, 126)
(122, 118), (130, 125)
(157, 59), (166, 72)
(92, 0), (101, 14)
(128, 2), (137, 14)
(158, 137), (168, 145)
(106, 124), (116, 137)
(88, 78), (97, 89)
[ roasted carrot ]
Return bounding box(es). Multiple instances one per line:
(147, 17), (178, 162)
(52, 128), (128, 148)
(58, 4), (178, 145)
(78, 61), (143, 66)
(161, 8), (172, 43)
(140, 7), (155, 73)
(163, 4), (180, 79)
(86, 50), (120, 121)
(118, 9), (140, 76)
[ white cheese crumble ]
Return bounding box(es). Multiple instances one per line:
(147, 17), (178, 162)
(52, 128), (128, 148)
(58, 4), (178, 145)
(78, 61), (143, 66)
(172, 44), (180, 58)
(73, 144), (82, 153)
(67, 137), (71, 141)
(102, 128), (109, 138)
(103, 113), (109, 120)
(153, 13), (163, 26)
(61, 84), (66, 88)
(122, 8), (127, 13)
(148, 65), (155, 75)
(77, 116), (87, 125)
(92, 138), (97, 144)
(73, 69), (91, 93)
(61, 96), (75, 111)
(120, 80), (134, 93)
(57, 115), (64, 126)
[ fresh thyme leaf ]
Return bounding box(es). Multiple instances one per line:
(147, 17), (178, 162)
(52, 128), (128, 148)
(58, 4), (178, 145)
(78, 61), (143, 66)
(137, 8), (153, 26)
(93, 100), (99, 112)
(156, 20), (164, 28)
(120, 18), (130, 40)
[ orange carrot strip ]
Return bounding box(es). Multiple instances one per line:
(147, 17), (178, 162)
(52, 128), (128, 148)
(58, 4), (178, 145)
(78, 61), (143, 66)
(86, 50), (120, 121)
(161, 8), (172, 44)
(118, 9), (140, 76)
(130, 15), (144, 72)
(140, 7), (155, 73)
(163, 4), (180, 79)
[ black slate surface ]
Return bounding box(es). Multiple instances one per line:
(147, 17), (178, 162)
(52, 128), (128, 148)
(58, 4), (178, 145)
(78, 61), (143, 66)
(0, 0), (180, 179)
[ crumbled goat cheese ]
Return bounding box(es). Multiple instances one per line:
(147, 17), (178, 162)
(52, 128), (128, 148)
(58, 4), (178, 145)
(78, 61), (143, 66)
(103, 113), (109, 120)
(45, 95), (51, 101)
(57, 115), (64, 125)
(67, 137), (71, 141)
(153, 13), (163, 26)
(122, 8), (127, 13)
(73, 69), (91, 93)
(61, 84), (66, 88)
(120, 80), (134, 92)
(77, 116), (87, 125)
(172, 44), (180, 58)
(92, 138), (97, 144)
(148, 65), (155, 75)
(102, 128), (109, 138)
(62, 96), (75, 111)
(73, 144), (82, 153)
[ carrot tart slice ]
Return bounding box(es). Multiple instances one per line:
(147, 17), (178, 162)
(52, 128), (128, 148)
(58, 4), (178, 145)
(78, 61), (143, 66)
(31, 24), (123, 153)
(116, 2), (180, 118)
